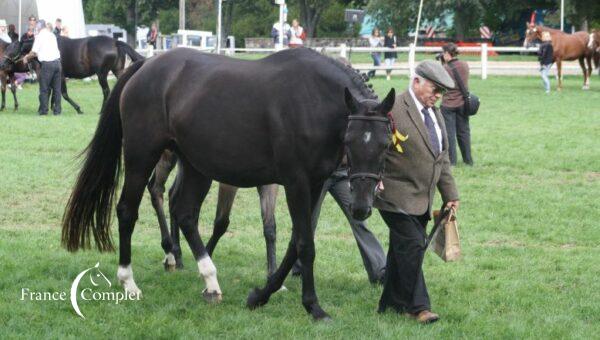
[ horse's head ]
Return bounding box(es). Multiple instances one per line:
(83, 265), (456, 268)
(524, 23), (542, 48)
(344, 88), (395, 221)
(0, 41), (22, 71)
(589, 30), (600, 51)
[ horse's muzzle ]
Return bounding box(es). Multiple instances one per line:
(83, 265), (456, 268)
(351, 204), (372, 221)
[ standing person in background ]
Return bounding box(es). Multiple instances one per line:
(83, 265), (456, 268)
(8, 24), (18, 42)
(22, 20), (62, 116)
(21, 16), (36, 44)
(53, 18), (62, 36)
(383, 28), (397, 81)
(147, 23), (158, 49)
(368, 28), (383, 78)
(441, 43), (473, 166)
(271, 19), (291, 49)
(0, 20), (11, 43)
(538, 31), (554, 94)
(289, 19), (305, 48)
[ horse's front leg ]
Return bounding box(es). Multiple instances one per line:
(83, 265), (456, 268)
(0, 76), (6, 111)
(557, 60), (563, 91)
(258, 184), (279, 277)
(579, 57), (590, 90)
(9, 77), (18, 111)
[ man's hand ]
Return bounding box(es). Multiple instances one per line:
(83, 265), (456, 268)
(445, 200), (459, 212)
(22, 56), (27, 64)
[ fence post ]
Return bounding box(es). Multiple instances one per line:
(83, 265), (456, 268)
(481, 43), (488, 80)
(408, 43), (416, 80)
(340, 43), (347, 59)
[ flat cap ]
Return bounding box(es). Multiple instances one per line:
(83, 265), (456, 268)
(415, 60), (455, 90)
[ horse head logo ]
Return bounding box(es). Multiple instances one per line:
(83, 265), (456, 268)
(70, 262), (111, 319)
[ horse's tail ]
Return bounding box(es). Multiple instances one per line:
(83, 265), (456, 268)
(62, 60), (146, 252)
(116, 40), (145, 62)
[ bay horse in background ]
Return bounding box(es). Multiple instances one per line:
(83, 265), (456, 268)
(148, 149), (279, 277)
(524, 24), (594, 90)
(61, 48), (395, 320)
(0, 40), (18, 111)
(0, 35), (144, 113)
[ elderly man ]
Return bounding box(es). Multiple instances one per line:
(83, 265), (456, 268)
(375, 60), (460, 324)
(0, 20), (11, 43)
(23, 20), (62, 115)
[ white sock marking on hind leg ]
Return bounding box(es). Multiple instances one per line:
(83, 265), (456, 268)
(198, 255), (221, 294)
(117, 265), (142, 298)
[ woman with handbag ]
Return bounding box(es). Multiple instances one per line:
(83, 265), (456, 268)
(441, 43), (473, 166)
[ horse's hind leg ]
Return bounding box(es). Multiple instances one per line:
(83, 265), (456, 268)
(170, 158), (222, 303)
(1, 75), (6, 111)
(98, 71), (111, 107)
(205, 183), (238, 256)
(61, 77), (83, 114)
(116, 150), (163, 298)
(9, 75), (18, 111)
(579, 57), (590, 90)
(556, 60), (563, 91)
(147, 149), (178, 271)
(258, 184), (279, 277)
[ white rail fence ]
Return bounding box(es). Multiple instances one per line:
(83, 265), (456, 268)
(135, 44), (550, 80)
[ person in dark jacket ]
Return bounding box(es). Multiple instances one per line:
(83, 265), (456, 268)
(441, 43), (473, 166)
(383, 28), (397, 81)
(538, 31), (554, 93)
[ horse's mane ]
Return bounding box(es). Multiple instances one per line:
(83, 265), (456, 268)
(297, 48), (378, 100)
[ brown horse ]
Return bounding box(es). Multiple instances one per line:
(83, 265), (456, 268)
(524, 24), (593, 90)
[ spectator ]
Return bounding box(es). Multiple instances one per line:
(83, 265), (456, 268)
(53, 18), (62, 36)
(289, 19), (305, 48)
(383, 27), (397, 81)
(8, 24), (18, 42)
(271, 19), (291, 49)
(441, 43), (473, 166)
(538, 31), (553, 94)
(367, 28), (383, 78)
(147, 22), (158, 49)
(0, 20), (11, 43)
(20, 16), (36, 44)
(22, 20), (62, 116)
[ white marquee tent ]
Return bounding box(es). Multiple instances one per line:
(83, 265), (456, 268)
(0, 0), (86, 38)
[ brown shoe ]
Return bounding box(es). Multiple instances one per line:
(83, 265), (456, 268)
(407, 310), (440, 324)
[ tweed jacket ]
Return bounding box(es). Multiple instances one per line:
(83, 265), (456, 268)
(374, 90), (459, 216)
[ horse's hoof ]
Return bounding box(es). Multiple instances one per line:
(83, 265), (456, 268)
(247, 288), (268, 309)
(582, 86), (590, 90)
(163, 262), (177, 272)
(175, 260), (184, 269)
(163, 253), (177, 272)
(276, 285), (288, 293)
(202, 288), (222, 304)
(312, 311), (332, 322)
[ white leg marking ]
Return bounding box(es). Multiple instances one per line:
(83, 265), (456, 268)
(117, 265), (142, 298)
(198, 255), (222, 295)
(164, 253), (176, 266)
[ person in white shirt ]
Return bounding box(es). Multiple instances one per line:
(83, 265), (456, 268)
(0, 20), (12, 43)
(23, 20), (62, 115)
(289, 19), (305, 48)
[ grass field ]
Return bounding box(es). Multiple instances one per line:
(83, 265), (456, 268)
(1, 73), (599, 339)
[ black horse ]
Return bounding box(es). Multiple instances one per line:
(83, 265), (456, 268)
(0, 40), (33, 111)
(147, 150), (279, 276)
(61, 48), (394, 320)
(0, 36), (143, 113)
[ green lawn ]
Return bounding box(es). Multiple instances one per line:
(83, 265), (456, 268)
(1, 74), (599, 339)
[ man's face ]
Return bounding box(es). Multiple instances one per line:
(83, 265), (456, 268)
(412, 77), (445, 108)
(28, 18), (36, 29)
(56, 21), (61, 28)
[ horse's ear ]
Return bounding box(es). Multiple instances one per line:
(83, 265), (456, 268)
(344, 87), (358, 114)
(379, 88), (395, 115)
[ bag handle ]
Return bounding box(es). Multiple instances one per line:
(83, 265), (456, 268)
(427, 207), (451, 245)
